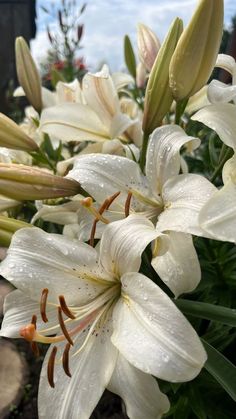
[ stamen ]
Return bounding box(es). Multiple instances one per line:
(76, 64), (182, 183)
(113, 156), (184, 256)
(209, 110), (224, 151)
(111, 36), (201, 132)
(40, 288), (49, 323)
(81, 197), (109, 224)
(63, 343), (72, 377)
(21, 308), (102, 345)
(106, 191), (120, 209)
(47, 346), (57, 388)
(125, 192), (132, 217)
(31, 341), (40, 357)
(31, 314), (37, 328)
(89, 220), (98, 247)
(89, 191), (121, 247)
(58, 307), (74, 346)
(59, 295), (76, 319)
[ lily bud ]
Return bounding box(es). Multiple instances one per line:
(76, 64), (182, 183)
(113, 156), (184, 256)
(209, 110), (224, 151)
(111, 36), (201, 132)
(0, 164), (81, 200)
(15, 37), (43, 112)
(0, 216), (32, 247)
(143, 18), (183, 135)
(0, 113), (38, 151)
(169, 0), (224, 101)
(137, 23), (161, 72)
(136, 62), (147, 88)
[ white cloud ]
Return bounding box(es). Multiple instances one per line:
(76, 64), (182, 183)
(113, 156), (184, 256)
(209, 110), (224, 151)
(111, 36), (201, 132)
(32, 0), (236, 72)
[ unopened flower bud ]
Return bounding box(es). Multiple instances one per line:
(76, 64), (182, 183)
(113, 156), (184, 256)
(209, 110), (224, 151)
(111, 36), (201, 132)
(0, 113), (38, 151)
(15, 37), (43, 112)
(0, 164), (81, 200)
(137, 23), (161, 72)
(136, 62), (147, 88)
(169, 0), (223, 101)
(143, 18), (183, 135)
(0, 216), (32, 247)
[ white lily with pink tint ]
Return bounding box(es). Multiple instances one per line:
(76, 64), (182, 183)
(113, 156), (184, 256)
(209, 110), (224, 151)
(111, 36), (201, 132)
(39, 65), (140, 145)
(0, 215), (207, 419)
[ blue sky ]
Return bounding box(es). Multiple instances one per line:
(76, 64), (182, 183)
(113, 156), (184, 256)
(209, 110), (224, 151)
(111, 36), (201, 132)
(31, 0), (236, 72)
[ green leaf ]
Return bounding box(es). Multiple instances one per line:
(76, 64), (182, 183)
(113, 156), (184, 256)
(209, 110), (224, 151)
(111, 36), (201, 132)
(175, 299), (236, 326)
(124, 35), (136, 78)
(173, 396), (190, 419)
(202, 339), (236, 402)
(208, 132), (219, 167)
(188, 384), (207, 419)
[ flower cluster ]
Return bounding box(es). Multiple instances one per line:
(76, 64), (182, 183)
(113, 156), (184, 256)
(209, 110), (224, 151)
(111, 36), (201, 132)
(0, 0), (236, 418)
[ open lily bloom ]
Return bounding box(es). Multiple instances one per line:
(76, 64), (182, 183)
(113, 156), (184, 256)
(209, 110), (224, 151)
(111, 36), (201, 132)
(39, 65), (140, 145)
(67, 125), (217, 296)
(0, 215), (207, 418)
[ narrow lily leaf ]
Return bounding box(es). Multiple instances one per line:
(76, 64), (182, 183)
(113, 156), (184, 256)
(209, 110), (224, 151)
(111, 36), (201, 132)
(124, 35), (136, 78)
(202, 339), (236, 402)
(175, 299), (236, 327)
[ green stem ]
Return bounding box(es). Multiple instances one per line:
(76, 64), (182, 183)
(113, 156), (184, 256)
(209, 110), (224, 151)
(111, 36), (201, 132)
(175, 98), (189, 125)
(210, 145), (232, 183)
(139, 132), (149, 172)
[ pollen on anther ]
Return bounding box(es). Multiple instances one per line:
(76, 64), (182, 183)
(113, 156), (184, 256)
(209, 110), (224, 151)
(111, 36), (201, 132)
(47, 346), (57, 388)
(40, 288), (49, 323)
(59, 295), (76, 319)
(58, 307), (74, 346)
(63, 343), (72, 378)
(125, 192), (132, 217)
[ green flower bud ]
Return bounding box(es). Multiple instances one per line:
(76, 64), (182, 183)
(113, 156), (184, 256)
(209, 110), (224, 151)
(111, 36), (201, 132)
(15, 37), (43, 112)
(0, 216), (32, 247)
(169, 0), (224, 101)
(143, 18), (183, 135)
(0, 164), (81, 200)
(0, 113), (38, 151)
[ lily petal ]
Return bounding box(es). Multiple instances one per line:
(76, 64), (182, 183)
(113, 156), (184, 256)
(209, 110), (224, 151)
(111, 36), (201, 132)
(67, 154), (149, 207)
(112, 72), (134, 90)
(146, 125), (200, 195)
(199, 180), (236, 243)
(157, 174), (216, 236)
(207, 80), (236, 104)
(112, 272), (207, 382)
(215, 54), (236, 75)
(0, 227), (111, 305)
(192, 104), (236, 150)
(82, 65), (120, 128)
(31, 201), (80, 225)
(0, 289), (58, 338)
(185, 85), (210, 114)
(99, 215), (158, 277)
(109, 112), (135, 139)
(38, 317), (117, 419)
(108, 353), (170, 419)
(222, 154), (236, 184)
(39, 103), (109, 143)
(152, 231), (201, 297)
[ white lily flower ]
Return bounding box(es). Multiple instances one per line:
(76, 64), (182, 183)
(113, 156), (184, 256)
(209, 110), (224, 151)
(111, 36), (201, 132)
(0, 215), (206, 418)
(39, 65), (139, 145)
(67, 125), (216, 296)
